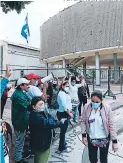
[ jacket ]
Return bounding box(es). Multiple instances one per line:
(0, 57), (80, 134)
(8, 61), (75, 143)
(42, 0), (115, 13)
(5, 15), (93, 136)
(11, 89), (30, 132)
(0, 78), (9, 98)
(81, 103), (117, 143)
(29, 110), (63, 152)
(78, 84), (90, 98)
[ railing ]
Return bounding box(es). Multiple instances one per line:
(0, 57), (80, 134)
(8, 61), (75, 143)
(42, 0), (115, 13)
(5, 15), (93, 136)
(1, 67), (123, 97)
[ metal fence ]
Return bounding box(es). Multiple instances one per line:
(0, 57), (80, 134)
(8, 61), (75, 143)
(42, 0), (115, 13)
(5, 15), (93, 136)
(1, 67), (123, 97)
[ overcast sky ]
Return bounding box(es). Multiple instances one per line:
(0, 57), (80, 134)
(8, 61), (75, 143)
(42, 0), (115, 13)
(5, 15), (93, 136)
(0, 0), (78, 48)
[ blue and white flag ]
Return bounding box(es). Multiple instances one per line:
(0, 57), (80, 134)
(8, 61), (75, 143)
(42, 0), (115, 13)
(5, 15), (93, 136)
(21, 14), (30, 43)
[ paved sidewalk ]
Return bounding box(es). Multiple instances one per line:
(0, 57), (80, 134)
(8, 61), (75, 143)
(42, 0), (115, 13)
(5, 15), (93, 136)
(2, 94), (123, 163)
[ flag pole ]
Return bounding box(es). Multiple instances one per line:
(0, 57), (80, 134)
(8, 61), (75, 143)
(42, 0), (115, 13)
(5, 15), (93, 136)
(26, 13), (29, 74)
(27, 41), (29, 74)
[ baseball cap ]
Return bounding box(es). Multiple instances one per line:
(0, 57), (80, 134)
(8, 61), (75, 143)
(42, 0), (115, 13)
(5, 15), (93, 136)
(17, 78), (30, 86)
(26, 73), (40, 80)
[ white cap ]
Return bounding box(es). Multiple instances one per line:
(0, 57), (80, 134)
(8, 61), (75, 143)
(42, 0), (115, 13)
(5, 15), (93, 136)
(17, 78), (30, 86)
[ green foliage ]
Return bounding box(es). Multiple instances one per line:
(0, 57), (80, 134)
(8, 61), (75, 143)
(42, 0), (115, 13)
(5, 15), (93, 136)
(1, 1), (32, 14)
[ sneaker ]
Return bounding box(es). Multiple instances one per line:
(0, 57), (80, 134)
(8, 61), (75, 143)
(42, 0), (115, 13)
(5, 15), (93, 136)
(62, 147), (71, 153)
(73, 120), (78, 123)
(59, 147), (71, 153)
(22, 152), (30, 159)
(16, 159), (28, 163)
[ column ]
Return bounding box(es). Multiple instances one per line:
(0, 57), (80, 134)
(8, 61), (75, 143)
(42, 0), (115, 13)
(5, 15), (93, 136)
(83, 62), (86, 77)
(113, 53), (118, 83)
(95, 52), (101, 86)
(62, 58), (66, 76)
(45, 62), (48, 76)
(0, 46), (3, 75)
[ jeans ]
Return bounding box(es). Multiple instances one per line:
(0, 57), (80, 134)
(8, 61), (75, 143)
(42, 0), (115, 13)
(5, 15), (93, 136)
(14, 130), (25, 161)
(34, 148), (50, 163)
(73, 105), (78, 121)
(87, 136), (109, 163)
(57, 111), (69, 151)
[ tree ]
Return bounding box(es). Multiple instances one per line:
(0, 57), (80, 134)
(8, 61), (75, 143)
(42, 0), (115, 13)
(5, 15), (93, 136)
(1, 1), (32, 14)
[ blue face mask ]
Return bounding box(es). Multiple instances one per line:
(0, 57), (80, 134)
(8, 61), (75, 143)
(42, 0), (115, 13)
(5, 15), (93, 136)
(71, 82), (76, 86)
(91, 102), (101, 109)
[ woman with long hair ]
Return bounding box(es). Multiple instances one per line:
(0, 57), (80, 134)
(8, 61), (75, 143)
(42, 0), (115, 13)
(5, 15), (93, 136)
(29, 96), (66, 163)
(81, 90), (118, 163)
(57, 80), (73, 152)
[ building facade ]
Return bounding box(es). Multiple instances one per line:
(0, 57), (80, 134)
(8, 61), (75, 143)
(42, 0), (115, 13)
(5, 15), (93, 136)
(40, 1), (123, 84)
(0, 40), (46, 80)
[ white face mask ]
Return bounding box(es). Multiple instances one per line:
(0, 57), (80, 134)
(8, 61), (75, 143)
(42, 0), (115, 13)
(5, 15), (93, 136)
(64, 87), (69, 93)
(36, 103), (45, 112)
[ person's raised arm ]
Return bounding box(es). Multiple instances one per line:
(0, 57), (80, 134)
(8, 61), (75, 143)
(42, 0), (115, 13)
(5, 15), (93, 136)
(69, 76), (72, 88)
(0, 64), (12, 97)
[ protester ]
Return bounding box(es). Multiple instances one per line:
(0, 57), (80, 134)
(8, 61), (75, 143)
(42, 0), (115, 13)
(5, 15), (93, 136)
(57, 80), (73, 152)
(11, 78), (30, 163)
(26, 73), (43, 100)
(49, 78), (59, 110)
(0, 64), (12, 98)
(0, 119), (9, 163)
(81, 90), (118, 163)
(29, 96), (66, 163)
(1, 88), (8, 118)
(78, 75), (90, 117)
(47, 81), (53, 108)
(68, 76), (82, 122)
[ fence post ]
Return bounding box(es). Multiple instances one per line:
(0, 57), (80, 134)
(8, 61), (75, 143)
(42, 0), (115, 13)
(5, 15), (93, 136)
(108, 68), (110, 96)
(46, 63), (48, 76)
(121, 70), (123, 94)
(20, 70), (24, 78)
(92, 69), (94, 91)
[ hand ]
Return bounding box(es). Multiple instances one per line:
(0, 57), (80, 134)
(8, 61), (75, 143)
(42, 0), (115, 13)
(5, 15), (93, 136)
(42, 94), (47, 101)
(5, 64), (12, 78)
(112, 143), (118, 152)
(60, 118), (67, 123)
(82, 137), (88, 146)
(69, 113), (73, 118)
(2, 122), (7, 135)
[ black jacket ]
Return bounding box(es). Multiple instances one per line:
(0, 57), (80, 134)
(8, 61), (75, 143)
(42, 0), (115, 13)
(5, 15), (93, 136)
(78, 84), (90, 98)
(29, 109), (63, 152)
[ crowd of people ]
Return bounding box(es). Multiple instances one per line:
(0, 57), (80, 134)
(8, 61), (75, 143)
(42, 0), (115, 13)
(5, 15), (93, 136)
(0, 64), (118, 163)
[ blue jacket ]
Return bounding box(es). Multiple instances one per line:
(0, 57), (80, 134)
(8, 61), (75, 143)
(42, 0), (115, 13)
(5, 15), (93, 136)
(0, 78), (9, 98)
(29, 109), (63, 152)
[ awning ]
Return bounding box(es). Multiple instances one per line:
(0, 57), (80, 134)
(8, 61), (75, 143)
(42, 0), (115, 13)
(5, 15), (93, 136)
(43, 46), (123, 64)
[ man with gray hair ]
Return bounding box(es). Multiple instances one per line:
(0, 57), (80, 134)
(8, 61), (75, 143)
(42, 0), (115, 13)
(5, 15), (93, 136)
(11, 78), (30, 163)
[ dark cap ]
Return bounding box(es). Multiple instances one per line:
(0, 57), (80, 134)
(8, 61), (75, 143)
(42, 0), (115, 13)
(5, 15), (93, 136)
(91, 90), (103, 100)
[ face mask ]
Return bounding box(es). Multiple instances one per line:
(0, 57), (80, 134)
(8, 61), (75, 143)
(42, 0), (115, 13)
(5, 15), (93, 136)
(34, 81), (38, 86)
(71, 82), (76, 86)
(64, 87), (69, 93)
(91, 102), (101, 109)
(36, 103), (45, 112)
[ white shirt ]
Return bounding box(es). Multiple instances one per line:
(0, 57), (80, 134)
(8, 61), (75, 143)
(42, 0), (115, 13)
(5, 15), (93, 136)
(89, 108), (107, 139)
(68, 77), (82, 105)
(27, 85), (43, 100)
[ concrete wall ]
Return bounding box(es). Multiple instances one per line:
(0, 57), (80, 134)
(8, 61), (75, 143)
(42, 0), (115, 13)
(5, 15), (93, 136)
(40, 1), (123, 59)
